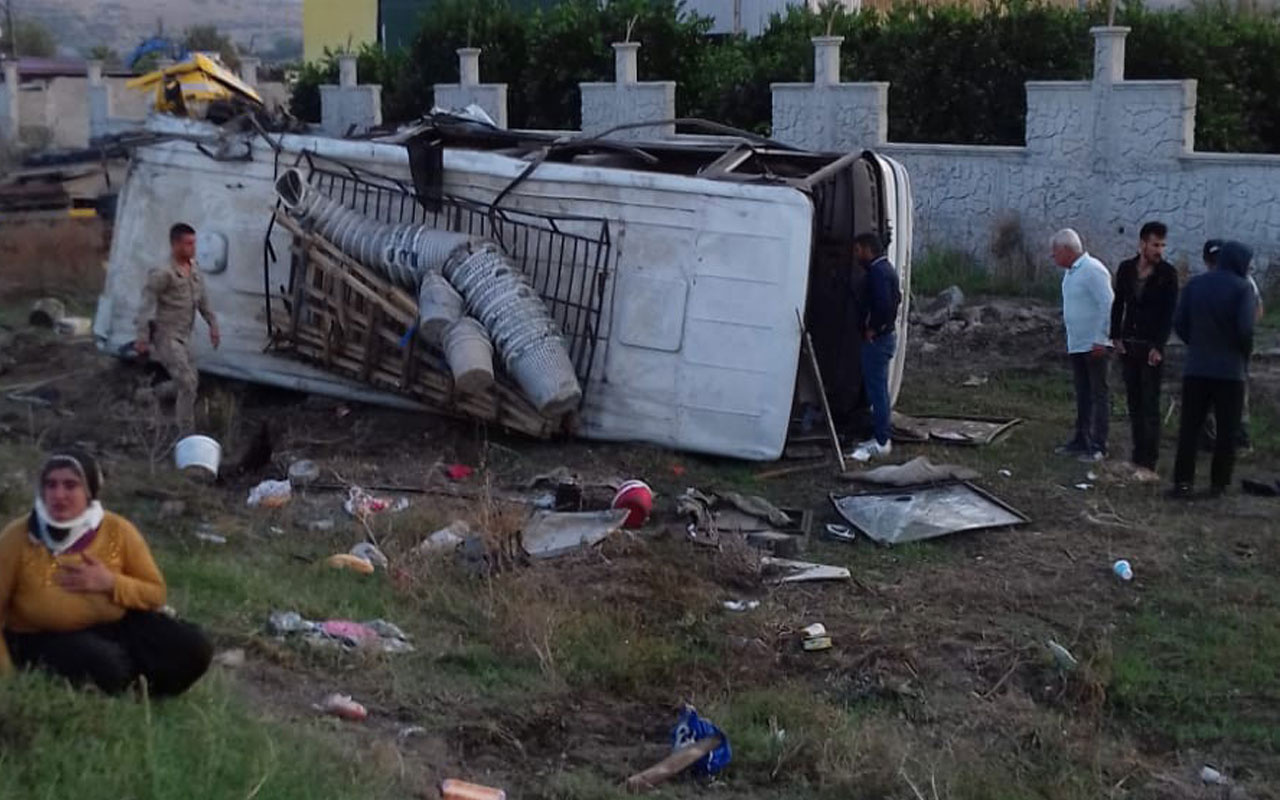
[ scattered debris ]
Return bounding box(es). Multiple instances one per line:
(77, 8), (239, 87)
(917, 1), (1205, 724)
(627, 706), (730, 792)
(1046, 640), (1078, 671)
(762, 556), (852, 583)
(314, 693), (367, 721)
(1112, 559), (1133, 581)
(159, 500), (186, 518)
(521, 509), (629, 560)
(417, 520), (470, 554)
(287, 459), (321, 486)
(959, 374), (989, 388)
(247, 479), (292, 508)
(611, 479), (654, 528)
(1241, 478), (1280, 497)
(267, 610), (414, 653)
(801, 622), (832, 651)
(55, 317), (93, 337)
(194, 531), (227, 545)
(1074, 483), (1093, 491)
(823, 523), (857, 543)
(892, 413), (1022, 446)
(720, 492), (792, 528)
(722, 600), (760, 612)
(213, 648), (246, 669)
(307, 519), (336, 533)
(998, 469), (1013, 478)
(831, 482), (1028, 546)
(441, 779), (507, 800)
(443, 463), (474, 481)
(349, 542), (389, 570)
(1201, 765), (1229, 786)
(326, 553), (375, 574)
(745, 530), (801, 558)
(28, 297), (67, 327)
(842, 456), (980, 487)
(343, 485), (407, 519)
(397, 725), (428, 741)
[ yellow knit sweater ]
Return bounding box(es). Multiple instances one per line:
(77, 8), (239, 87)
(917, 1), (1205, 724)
(0, 512), (167, 675)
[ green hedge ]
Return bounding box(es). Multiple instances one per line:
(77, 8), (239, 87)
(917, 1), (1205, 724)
(290, 0), (1280, 153)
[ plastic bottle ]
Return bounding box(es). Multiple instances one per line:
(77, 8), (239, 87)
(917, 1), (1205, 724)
(1112, 559), (1133, 581)
(441, 780), (506, 800)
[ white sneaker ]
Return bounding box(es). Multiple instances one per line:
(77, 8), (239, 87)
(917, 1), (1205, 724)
(850, 439), (892, 463)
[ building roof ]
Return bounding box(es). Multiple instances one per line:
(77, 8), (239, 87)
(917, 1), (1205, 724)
(1, 57), (132, 80)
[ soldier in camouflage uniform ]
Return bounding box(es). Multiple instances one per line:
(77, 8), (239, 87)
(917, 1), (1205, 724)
(134, 223), (220, 433)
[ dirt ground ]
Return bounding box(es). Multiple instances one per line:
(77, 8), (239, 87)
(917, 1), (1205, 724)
(2, 275), (1279, 798)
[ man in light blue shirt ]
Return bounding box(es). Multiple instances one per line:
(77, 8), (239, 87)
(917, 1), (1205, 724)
(1052, 228), (1114, 461)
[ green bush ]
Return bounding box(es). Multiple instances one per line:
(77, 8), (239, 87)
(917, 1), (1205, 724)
(288, 0), (1280, 153)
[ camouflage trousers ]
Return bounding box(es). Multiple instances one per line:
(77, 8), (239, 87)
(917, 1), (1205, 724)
(152, 332), (198, 433)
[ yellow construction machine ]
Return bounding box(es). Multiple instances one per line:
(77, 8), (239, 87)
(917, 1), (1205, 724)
(126, 53), (264, 120)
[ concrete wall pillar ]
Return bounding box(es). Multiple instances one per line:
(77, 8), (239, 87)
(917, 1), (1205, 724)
(1091, 26), (1127, 85)
(433, 47), (508, 128)
(0, 61), (18, 144)
(579, 41), (676, 138)
(338, 54), (358, 88)
(87, 59), (116, 142)
(239, 56), (260, 88)
(321, 54), (382, 137)
(770, 36), (888, 152)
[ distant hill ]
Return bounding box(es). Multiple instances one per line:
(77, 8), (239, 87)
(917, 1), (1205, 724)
(20, 0), (302, 63)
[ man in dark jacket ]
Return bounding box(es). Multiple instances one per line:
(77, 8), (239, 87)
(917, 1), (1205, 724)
(1110, 221), (1178, 472)
(848, 231), (901, 463)
(1170, 240), (1257, 498)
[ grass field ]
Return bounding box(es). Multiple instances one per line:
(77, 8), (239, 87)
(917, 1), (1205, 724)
(1, 293), (1279, 798)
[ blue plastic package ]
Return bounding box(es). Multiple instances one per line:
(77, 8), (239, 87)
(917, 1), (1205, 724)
(670, 705), (732, 777)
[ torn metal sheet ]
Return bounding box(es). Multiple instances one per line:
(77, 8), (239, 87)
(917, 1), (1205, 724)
(891, 413), (1022, 446)
(522, 509), (629, 560)
(830, 482), (1028, 545)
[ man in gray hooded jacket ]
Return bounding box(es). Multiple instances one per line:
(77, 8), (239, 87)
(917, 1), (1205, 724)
(1170, 240), (1257, 498)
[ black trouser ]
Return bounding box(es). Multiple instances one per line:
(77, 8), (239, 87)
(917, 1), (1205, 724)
(4, 611), (212, 697)
(1121, 345), (1162, 469)
(1174, 376), (1245, 490)
(1070, 353), (1109, 453)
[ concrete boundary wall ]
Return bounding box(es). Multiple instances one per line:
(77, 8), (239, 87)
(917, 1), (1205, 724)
(771, 27), (1280, 275)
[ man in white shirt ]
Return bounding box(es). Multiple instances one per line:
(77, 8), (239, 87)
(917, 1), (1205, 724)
(1052, 228), (1114, 462)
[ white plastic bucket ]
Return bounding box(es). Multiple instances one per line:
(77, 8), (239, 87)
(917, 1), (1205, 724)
(443, 317), (495, 394)
(174, 435), (222, 478)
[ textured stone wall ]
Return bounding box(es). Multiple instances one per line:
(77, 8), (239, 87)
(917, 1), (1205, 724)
(320, 84), (383, 137)
(770, 29), (1280, 277)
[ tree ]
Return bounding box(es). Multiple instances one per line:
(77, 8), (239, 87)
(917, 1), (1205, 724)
(182, 24), (240, 70)
(1, 18), (57, 58)
(87, 45), (123, 69)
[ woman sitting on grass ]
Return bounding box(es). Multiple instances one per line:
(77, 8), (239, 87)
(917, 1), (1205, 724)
(0, 450), (211, 697)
